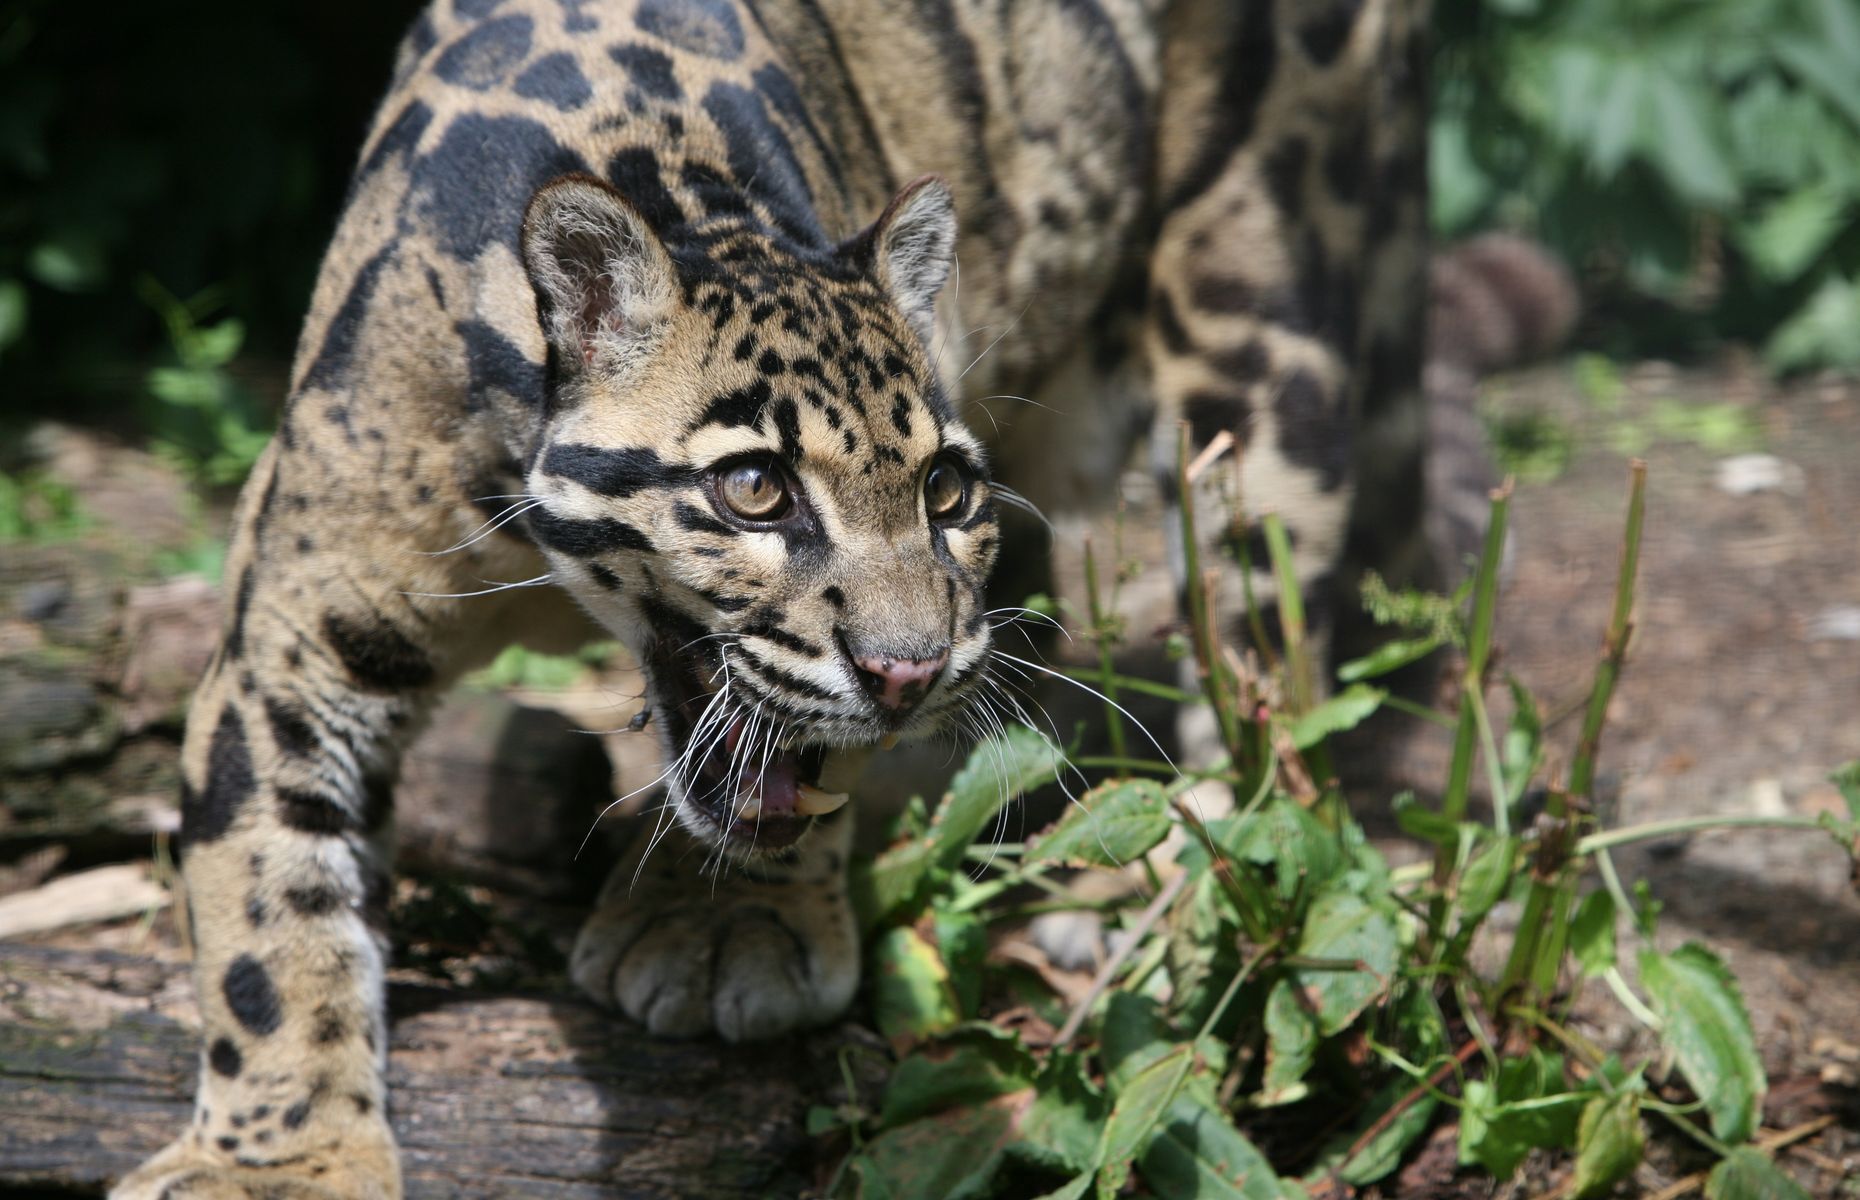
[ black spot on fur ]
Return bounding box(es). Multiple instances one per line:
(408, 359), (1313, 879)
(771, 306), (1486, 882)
(282, 1099), (311, 1131)
(1191, 275), (1256, 314)
(607, 146), (686, 232)
(413, 114), (590, 257)
(1208, 340), (1269, 385)
(698, 379), (772, 429)
(1151, 290), (1193, 355)
(1298, 0), (1362, 64)
(1262, 137), (1310, 217)
(771, 397), (804, 461)
(634, 0), (743, 59)
(456, 320), (542, 410)
(608, 42), (681, 102)
(890, 395), (913, 438)
(1184, 390), (1249, 448)
(278, 789), (351, 835)
(182, 708), (255, 848)
(1274, 368), (1350, 489)
(703, 82), (821, 246)
(542, 444), (688, 496)
(821, 586), (846, 609)
(223, 955), (283, 1037)
(323, 613), (434, 691)
(434, 14), (532, 89)
(455, 0), (501, 17)
(246, 892), (268, 927)
(527, 508), (656, 556)
(209, 1036), (243, 1078)
(224, 567), (256, 659)
(217, 1136), (240, 1153)
(286, 885), (344, 917)
(355, 100), (434, 185)
(300, 244), (394, 393)
(1166, 1), (1277, 213)
(514, 51), (592, 110)
(588, 562), (623, 590)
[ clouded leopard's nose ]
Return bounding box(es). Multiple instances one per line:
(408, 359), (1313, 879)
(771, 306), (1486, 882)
(847, 643), (950, 713)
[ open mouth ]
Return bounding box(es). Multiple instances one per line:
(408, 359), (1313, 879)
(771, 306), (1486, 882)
(648, 626), (864, 851)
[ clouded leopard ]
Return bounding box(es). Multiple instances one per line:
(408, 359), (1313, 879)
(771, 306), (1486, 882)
(112, 0), (1573, 1194)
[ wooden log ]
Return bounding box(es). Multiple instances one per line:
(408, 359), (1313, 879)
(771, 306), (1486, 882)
(0, 946), (875, 1198)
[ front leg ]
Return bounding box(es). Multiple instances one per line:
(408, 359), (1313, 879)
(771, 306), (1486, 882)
(572, 810), (858, 1042)
(113, 443), (534, 1199)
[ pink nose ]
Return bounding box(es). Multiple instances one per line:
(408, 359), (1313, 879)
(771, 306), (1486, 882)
(851, 646), (950, 712)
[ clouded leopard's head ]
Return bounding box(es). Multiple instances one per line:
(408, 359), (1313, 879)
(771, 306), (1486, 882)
(517, 172), (1000, 854)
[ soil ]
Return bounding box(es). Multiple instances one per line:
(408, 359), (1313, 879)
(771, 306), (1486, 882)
(2, 355), (1857, 1196)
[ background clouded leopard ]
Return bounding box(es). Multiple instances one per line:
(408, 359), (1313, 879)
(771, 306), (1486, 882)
(114, 0), (1572, 1195)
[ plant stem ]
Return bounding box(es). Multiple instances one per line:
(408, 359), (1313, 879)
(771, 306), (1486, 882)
(1083, 534), (1128, 762)
(1054, 870), (1190, 1047)
(1570, 459), (1645, 801)
(1577, 813), (1830, 854)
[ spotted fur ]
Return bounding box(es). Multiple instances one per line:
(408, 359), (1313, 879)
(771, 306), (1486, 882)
(115, 1), (1469, 1194)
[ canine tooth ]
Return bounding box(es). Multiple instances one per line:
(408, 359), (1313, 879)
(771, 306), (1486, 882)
(816, 747), (874, 793)
(736, 796), (762, 822)
(795, 784), (850, 816)
(880, 733), (900, 750)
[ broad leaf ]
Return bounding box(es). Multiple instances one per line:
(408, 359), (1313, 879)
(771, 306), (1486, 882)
(1140, 1096), (1302, 1199)
(1095, 1045), (1193, 1198)
(872, 925), (962, 1044)
(1289, 887), (1399, 1035)
(1026, 778), (1170, 869)
(1639, 943), (1766, 1144)
(879, 1028), (1035, 1127)
(1287, 683), (1385, 750)
(1705, 1147), (1814, 1200)
(932, 725), (1066, 871)
(1573, 1089), (1644, 1198)
(1570, 890), (1617, 977)
(1259, 978), (1318, 1106)
(1337, 636), (1443, 683)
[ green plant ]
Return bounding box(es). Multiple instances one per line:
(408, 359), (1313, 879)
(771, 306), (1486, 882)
(139, 280), (271, 486)
(825, 446), (1855, 1198)
(1434, 0), (1860, 370)
(0, 468), (87, 542)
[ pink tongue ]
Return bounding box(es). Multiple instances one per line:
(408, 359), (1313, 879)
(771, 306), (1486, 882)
(747, 755), (800, 817)
(723, 719), (800, 817)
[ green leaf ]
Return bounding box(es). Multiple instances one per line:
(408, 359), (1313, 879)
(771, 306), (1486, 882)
(1189, 798), (1343, 904)
(1570, 890), (1618, 977)
(1287, 683), (1385, 750)
(1500, 675), (1543, 813)
(1026, 778), (1170, 869)
(1139, 1096), (1302, 1199)
(1289, 887), (1399, 1035)
(1705, 1146), (1814, 1200)
(932, 725), (1065, 872)
(1639, 943), (1767, 1143)
(1329, 1084), (1437, 1185)
(1766, 275), (1860, 372)
(1095, 1045), (1194, 1198)
(872, 925), (962, 1044)
(1458, 1081), (1586, 1178)
(0, 278), (25, 353)
(850, 1091), (1030, 1200)
(1259, 977), (1318, 1106)
(1101, 992), (1180, 1092)
(1831, 761), (1860, 820)
(1337, 635), (1443, 683)
(1457, 835), (1519, 930)
(1644, 73), (1739, 207)
(1016, 1053), (1108, 1174)
(1739, 185), (1848, 283)
(26, 234), (105, 292)
(1573, 1089), (1644, 1198)
(878, 1029), (1034, 1127)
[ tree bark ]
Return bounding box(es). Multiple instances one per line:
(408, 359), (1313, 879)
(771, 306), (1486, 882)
(0, 945), (873, 1198)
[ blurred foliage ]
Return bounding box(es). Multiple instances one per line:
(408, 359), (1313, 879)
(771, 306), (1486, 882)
(1434, 0), (1860, 370)
(0, 0), (419, 450)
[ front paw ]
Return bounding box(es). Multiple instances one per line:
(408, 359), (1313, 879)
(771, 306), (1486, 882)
(111, 1129), (398, 1200)
(572, 841), (858, 1042)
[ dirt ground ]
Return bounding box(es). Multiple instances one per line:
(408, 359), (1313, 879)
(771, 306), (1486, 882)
(2, 354), (1857, 1195)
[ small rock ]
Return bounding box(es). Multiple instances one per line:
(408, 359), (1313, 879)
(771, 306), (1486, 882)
(1806, 606), (1860, 642)
(1748, 777), (1788, 818)
(16, 579), (71, 622)
(1715, 453), (1801, 496)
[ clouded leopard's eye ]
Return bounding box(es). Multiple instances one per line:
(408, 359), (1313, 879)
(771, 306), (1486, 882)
(716, 458), (791, 521)
(924, 453), (972, 522)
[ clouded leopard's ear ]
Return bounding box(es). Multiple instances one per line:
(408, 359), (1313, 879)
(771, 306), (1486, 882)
(861, 175), (957, 344)
(521, 174), (677, 381)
